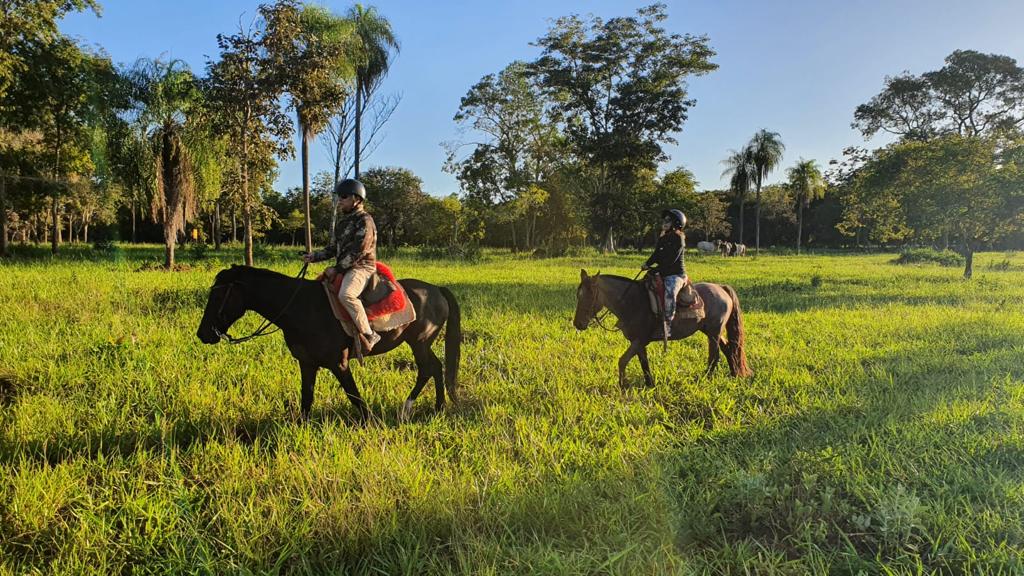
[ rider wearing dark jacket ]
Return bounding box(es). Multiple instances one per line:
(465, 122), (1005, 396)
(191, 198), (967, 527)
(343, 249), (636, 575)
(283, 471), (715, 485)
(643, 209), (688, 337)
(644, 227), (685, 277)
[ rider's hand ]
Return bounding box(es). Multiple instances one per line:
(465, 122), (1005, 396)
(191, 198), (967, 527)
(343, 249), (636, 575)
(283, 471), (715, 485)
(302, 252), (314, 263)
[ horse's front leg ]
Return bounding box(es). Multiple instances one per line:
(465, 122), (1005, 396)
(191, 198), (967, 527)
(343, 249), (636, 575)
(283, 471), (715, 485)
(299, 361), (318, 420)
(637, 345), (654, 387)
(618, 339), (645, 389)
(328, 365), (369, 424)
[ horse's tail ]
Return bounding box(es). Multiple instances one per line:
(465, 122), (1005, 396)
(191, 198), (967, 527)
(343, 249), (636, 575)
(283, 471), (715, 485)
(723, 284), (752, 377)
(439, 286), (461, 401)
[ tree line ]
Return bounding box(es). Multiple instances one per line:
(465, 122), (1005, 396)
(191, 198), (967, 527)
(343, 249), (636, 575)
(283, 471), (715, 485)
(2, 3), (1021, 272)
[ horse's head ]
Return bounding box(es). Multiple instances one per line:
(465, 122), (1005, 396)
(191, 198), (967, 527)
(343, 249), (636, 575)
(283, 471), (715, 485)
(573, 269), (602, 331)
(196, 266), (249, 344)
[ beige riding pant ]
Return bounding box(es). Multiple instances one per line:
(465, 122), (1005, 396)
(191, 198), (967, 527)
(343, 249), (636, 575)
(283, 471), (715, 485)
(339, 266), (375, 335)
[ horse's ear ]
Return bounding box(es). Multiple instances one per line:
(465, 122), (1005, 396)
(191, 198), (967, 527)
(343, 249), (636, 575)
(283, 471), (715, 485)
(580, 269), (588, 282)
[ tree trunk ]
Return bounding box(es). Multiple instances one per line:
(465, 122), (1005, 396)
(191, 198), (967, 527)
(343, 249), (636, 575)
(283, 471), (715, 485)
(796, 199), (803, 255)
(737, 195), (744, 244)
(83, 222), (88, 244)
(164, 228), (175, 269)
(51, 195), (60, 254)
(301, 122), (313, 253)
(214, 200), (222, 250)
(130, 197), (137, 243)
(231, 207), (237, 243)
(601, 226), (616, 253)
(962, 236), (974, 279)
(0, 174), (8, 257)
(354, 87), (362, 179)
(242, 115), (253, 266)
(754, 181), (762, 255)
(67, 213), (73, 244)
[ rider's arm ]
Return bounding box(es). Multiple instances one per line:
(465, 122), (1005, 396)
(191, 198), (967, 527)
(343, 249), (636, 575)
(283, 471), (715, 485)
(645, 235), (667, 270)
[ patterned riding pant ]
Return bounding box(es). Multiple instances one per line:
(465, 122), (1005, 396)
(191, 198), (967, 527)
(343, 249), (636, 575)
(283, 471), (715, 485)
(663, 274), (687, 322)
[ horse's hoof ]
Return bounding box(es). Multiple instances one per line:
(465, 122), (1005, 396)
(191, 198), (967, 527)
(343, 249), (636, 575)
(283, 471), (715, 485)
(398, 400), (414, 423)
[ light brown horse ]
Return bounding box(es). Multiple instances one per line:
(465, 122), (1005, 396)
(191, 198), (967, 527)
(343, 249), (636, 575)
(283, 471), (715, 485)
(573, 270), (751, 387)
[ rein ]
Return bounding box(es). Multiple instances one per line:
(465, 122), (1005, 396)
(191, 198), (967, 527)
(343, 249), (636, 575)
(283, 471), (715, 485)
(214, 262), (309, 344)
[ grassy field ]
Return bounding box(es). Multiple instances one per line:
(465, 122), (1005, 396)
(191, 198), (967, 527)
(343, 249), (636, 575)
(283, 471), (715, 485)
(1, 245), (1023, 574)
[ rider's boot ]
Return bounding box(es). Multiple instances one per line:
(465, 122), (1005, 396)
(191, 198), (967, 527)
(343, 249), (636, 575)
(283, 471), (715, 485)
(359, 331), (381, 354)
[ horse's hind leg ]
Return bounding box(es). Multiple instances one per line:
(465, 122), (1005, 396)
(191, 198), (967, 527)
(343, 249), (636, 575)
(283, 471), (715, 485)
(704, 334), (722, 377)
(400, 343), (444, 421)
(328, 365), (369, 424)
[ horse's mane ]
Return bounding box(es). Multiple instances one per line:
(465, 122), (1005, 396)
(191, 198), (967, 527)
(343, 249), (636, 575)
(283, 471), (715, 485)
(595, 273), (639, 285)
(217, 265), (310, 284)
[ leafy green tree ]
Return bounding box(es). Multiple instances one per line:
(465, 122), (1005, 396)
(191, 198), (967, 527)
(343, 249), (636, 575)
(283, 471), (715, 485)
(786, 158), (826, 253)
(0, 0), (99, 101)
(4, 36), (102, 253)
(347, 3), (398, 179)
(746, 129), (785, 254)
(692, 191), (731, 242)
(206, 20), (293, 265)
(843, 136), (1021, 277)
(264, 0), (356, 252)
(720, 148), (754, 244)
(446, 61), (559, 250)
(360, 166), (427, 247)
(854, 50), (1024, 141)
(531, 3), (716, 251)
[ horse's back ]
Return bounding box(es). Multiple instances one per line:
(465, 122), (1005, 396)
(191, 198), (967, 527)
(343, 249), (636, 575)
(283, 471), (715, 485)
(398, 278), (450, 327)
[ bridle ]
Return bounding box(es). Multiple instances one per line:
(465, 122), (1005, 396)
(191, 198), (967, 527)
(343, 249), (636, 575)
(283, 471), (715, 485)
(581, 270), (644, 332)
(209, 262), (308, 344)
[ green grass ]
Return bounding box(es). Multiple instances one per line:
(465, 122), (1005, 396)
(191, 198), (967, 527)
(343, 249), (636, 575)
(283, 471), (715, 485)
(1, 245), (1023, 574)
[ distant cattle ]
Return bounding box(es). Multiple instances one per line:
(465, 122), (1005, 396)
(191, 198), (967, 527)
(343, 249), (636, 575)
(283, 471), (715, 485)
(714, 240), (746, 256)
(696, 241), (717, 254)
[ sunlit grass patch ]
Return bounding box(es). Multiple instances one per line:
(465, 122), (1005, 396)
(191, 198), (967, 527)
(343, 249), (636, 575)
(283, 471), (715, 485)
(1, 245), (1022, 573)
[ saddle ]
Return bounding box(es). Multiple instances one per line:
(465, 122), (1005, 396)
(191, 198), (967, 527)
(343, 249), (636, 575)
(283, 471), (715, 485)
(644, 272), (705, 322)
(319, 262), (416, 333)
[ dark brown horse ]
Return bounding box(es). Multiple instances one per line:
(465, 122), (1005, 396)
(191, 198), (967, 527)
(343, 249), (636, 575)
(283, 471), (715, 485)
(573, 270), (751, 387)
(196, 265), (460, 422)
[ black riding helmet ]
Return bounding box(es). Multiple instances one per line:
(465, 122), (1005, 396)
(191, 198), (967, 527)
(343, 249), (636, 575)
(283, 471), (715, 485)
(334, 178), (366, 201)
(662, 209), (686, 229)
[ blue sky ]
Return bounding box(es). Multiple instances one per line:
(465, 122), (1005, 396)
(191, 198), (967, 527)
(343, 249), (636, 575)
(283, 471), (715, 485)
(62, 0), (1024, 196)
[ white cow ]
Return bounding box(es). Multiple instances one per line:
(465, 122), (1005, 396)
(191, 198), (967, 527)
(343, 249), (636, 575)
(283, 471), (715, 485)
(696, 241), (717, 254)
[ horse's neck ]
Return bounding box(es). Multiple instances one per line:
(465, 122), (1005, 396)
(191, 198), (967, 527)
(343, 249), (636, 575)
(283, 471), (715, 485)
(242, 272), (303, 325)
(597, 276), (642, 318)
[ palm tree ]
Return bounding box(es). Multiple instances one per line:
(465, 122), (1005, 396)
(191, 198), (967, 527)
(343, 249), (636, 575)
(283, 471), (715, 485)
(747, 129), (785, 254)
(124, 58), (215, 268)
(721, 148), (754, 244)
(264, 3), (356, 253)
(786, 158), (825, 254)
(347, 4), (399, 179)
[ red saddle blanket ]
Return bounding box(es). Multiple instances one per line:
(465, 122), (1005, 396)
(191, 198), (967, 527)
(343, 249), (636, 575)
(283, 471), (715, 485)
(319, 262), (408, 322)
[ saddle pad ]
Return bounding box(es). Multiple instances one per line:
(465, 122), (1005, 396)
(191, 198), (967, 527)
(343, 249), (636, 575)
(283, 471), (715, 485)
(320, 263), (417, 334)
